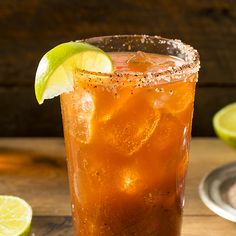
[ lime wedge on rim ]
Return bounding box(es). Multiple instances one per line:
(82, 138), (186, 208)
(213, 102), (236, 148)
(35, 42), (113, 104)
(0, 196), (32, 236)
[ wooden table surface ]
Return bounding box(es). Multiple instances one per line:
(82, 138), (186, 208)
(0, 138), (235, 235)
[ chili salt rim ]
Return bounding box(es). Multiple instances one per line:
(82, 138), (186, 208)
(75, 35), (200, 86)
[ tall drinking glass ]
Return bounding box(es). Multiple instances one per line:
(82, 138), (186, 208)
(60, 35), (200, 236)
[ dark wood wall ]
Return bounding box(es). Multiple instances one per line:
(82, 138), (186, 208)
(1, 0), (235, 136)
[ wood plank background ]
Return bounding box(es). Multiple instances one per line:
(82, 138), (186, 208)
(0, 0), (236, 136)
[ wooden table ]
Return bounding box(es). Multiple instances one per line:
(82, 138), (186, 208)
(0, 138), (235, 235)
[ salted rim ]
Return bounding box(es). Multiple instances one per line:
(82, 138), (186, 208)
(76, 35), (200, 84)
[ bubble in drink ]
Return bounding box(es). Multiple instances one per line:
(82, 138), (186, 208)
(120, 168), (140, 194)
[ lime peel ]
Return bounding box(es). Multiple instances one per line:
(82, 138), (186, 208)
(213, 102), (236, 148)
(35, 42), (113, 104)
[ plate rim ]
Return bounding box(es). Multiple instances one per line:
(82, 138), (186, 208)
(199, 161), (236, 222)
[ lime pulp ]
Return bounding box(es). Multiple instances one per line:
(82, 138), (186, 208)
(0, 196), (32, 236)
(213, 102), (236, 148)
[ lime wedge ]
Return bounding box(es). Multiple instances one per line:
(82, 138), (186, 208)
(0, 196), (32, 236)
(213, 102), (236, 148)
(35, 42), (113, 104)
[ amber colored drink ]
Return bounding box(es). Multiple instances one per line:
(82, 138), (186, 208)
(61, 36), (199, 236)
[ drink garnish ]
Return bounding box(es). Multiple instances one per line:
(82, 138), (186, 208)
(213, 102), (236, 148)
(35, 42), (113, 104)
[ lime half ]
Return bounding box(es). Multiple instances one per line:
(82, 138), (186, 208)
(0, 196), (32, 236)
(213, 102), (236, 148)
(35, 42), (113, 104)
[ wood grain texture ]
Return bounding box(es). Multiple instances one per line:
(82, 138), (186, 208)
(0, 138), (236, 235)
(31, 216), (73, 236)
(0, 0), (236, 136)
(30, 216), (236, 236)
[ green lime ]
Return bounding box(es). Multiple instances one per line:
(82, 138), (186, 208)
(213, 102), (236, 148)
(0, 196), (32, 236)
(35, 41), (113, 104)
